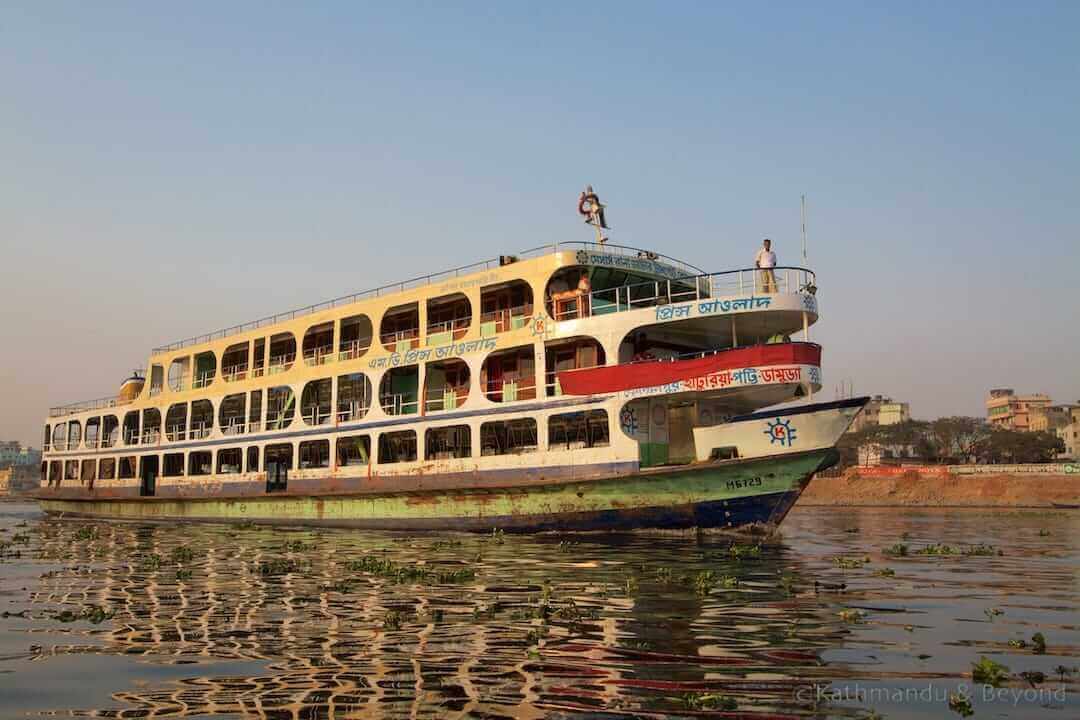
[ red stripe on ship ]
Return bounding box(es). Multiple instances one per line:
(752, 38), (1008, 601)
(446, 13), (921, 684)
(557, 342), (821, 395)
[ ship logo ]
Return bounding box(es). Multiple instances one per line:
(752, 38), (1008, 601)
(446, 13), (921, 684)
(576, 249), (590, 265)
(764, 417), (797, 447)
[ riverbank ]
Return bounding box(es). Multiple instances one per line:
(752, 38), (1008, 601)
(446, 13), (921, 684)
(801, 465), (1080, 507)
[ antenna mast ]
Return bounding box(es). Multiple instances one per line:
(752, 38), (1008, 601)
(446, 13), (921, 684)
(800, 194), (808, 263)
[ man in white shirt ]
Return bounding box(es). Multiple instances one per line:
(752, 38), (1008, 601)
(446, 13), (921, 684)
(754, 238), (777, 293)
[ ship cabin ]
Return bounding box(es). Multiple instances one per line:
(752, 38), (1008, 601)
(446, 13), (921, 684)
(39, 242), (820, 500)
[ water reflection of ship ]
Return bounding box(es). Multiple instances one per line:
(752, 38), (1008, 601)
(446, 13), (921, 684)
(29, 522), (844, 718)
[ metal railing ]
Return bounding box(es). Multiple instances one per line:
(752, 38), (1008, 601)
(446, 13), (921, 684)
(302, 407), (332, 426)
(338, 339), (372, 362)
(425, 317), (471, 342)
(49, 395), (126, 418)
(424, 387), (467, 412)
(336, 402), (371, 423)
(479, 304), (533, 334)
(222, 363), (248, 382)
(380, 329), (420, 350)
(484, 376), (538, 403)
(380, 393), (419, 416)
(149, 241), (704, 355)
(551, 266), (816, 321)
(303, 346), (334, 366)
(191, 372), (215, 389)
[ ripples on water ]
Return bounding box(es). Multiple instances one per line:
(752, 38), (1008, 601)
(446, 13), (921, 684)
(0, 501), (1076, 719)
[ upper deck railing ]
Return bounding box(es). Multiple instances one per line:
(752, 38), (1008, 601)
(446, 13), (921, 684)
(150, 242), (705, 355)
(48, 395), (130, 419)
(552, 266), (817, 321)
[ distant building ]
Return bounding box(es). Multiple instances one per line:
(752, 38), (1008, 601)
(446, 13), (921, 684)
(1053, 405), (1080, 460)
(0, 441), (41, 469)
(857, 441), (925, 466)
(849, 395), (911, 433)
(985, 389), (1052, 431)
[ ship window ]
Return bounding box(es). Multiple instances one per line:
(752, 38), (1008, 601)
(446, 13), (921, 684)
(164, 453), (185, 477)
(102, 415), (120, 447)
(548, 410), (610, 450)
(52, 423), (66, 451)
(217, 448), (242, 474)
(192, 351), (217, 389)
(336, 373), (372, 422)
(118, 457), (137, 479)
(425, 425), (471, 460)
(480, 418), (538, 456)
(378, 430), (417, 464)
(265, 443), (294, 471)
(142, 408), (161, 444)
(426, 293), (471, 345)
(424, 359), (470, 412)
(222, 342), (249, 382)
(544, 337), (605, 397)
(266, 386), (296, 430)
(336, 435), (370, 467)
(380, 303), (420, 352)
(303, 322), (335, 367)
(219, 394), (247, 435)
(44, 424), (51, 452)
(267, 333), (296, 374)
(68, 421), (82, 450)
(168, 357), (190, 392)
(299, 440), (330, 469)
(248, 390), (263, 433)
(190, 400), (214, 439)
(338, 315), (373, 361)
(48, 461), (62, 485)
(40, 462), (47, 484)
(246, 446), (260, 472)
(189, 451), (212, 476)
(481, 346), (537, 402)
(149, 364), (164, 396)
(99, 458), (116, 480)
(252, 338), (267, 377)
(166, 403), (188, 441)
(122, 411), (140, 444)
(81, 459), (96, 486)
(85, 417), (100, 449)
(480, 280), (534, 336)
(379, 366), (419, 416)
(301, 379), (332, 426)
(65, 460), (79, 481)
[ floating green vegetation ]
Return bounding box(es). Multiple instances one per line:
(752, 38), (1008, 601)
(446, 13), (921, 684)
(779, 572), (797, 595)
(654, 567), (676, 584)
(74, 526), (98, 541)
(139, 554), (163, 571)
(838, 608), (865, 623)
(884, 543), (909, 557)
(874, 567), (896, 577)
(972, 656), (1009, 687)
(283, 539), (313, 553)
(170, 546), (196, 564)
(485, 528), (505, 545)
(235, 520), (257, 530)
(1020, 670), (1045, 686)
(948, 692), (974, 717)
(1038, 528), (1051, 536)
(1008, 638), (1027, 649)
(10, 532), (31, 545)
(430, 539), (462, 551)
(1031, 632), (1046, 654)
(915, 543), (955, 556)
(681, 693), (737, 711)
(833, 556), (870, 569)
(54, 604), (115, 624)
(175, 569), (193, 581)
(556, 540), (578, 552)
(693, 570), (717, 596)
(844, 527), (860, 533)
(382, 610), (405, 630)
(257, 558), (303, 576)
(525, 624), (547, 645)
(962, 543), (1001, 556)
(322, 579), (354, 593)
(623, 574), (639, 596)
(728, 543), (762, 561)
(1053, 665), (1077, 681)
(345, 555), (475, 585)
(984, 607), (1004, 621)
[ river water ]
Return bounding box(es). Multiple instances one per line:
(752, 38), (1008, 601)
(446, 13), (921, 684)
(0, 500), (1076, 719)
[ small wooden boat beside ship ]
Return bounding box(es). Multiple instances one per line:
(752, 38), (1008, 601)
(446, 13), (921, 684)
(35, 202), (865, 531)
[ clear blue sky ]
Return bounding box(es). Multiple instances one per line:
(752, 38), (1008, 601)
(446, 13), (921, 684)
(2, 2), (1078, 447)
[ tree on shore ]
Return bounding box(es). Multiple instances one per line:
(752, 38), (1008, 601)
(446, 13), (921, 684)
(974, 428), (1064, 464)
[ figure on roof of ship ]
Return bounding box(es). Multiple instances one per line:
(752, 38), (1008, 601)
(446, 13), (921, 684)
(577, 185), (609, 243)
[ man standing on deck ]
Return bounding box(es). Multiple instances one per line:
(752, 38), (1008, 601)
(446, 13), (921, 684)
(755, 238), (777, 293)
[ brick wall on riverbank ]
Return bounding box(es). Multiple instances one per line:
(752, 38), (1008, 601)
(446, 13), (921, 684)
(800, 465), (1080, 507)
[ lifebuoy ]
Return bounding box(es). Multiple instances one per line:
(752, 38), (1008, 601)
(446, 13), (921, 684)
(578, 192), (600, 217)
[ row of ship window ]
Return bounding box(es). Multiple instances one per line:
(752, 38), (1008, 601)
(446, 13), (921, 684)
(46, 338), (606, 451)
(43, 410), (611, 486)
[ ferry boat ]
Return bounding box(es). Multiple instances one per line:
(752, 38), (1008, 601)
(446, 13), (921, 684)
(35, 241), (866, 531)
